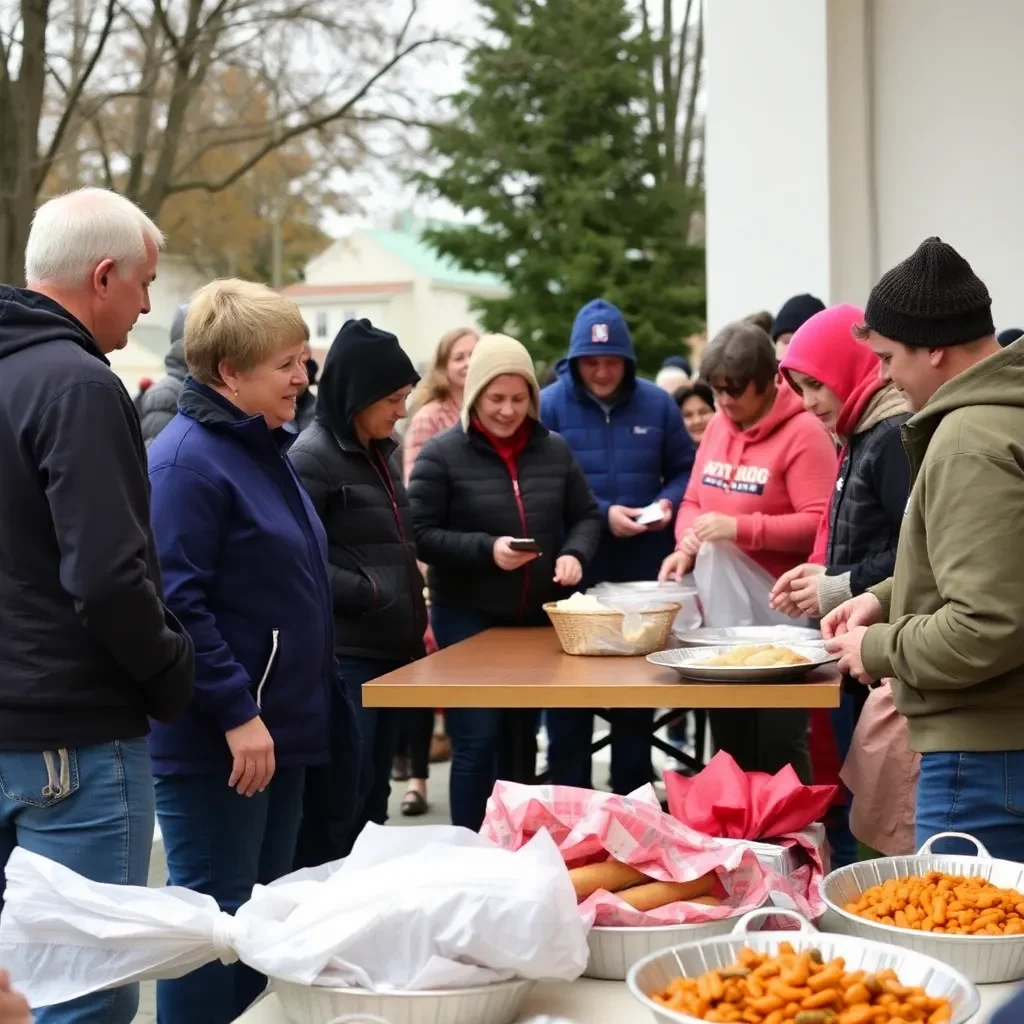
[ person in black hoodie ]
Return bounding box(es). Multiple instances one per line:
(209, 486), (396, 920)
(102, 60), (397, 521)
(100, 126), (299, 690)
(289, 319), (426, 859)
(0, 186), (193, 1024)
(408, 333), (603, 831)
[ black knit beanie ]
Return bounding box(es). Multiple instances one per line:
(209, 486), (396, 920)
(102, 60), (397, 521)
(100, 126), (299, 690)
(864, 237), (995, 347)
(771, 294), (826, 340)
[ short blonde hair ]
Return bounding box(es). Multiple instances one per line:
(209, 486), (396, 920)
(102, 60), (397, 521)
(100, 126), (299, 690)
(184, 279), (307, 386)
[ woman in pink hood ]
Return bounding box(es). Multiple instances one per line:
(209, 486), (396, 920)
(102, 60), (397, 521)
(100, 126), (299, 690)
(659, 320), (837, 781)
(769, 304), (914, 862)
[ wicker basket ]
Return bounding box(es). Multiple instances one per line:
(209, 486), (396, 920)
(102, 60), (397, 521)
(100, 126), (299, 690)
(543, 602), (680, 656)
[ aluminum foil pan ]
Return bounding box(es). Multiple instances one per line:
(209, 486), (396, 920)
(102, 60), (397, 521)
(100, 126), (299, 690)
(585, 916), (740, 981)
(672, 625), (821, 648)
(626, 908), (980, 1024)
(819, 830), (1024, 983)
(646, 643), (837, 682)
(273, 977), (535, 1024)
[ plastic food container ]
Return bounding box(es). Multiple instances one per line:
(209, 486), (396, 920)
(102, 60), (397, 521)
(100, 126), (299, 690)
(626, 908), (980, 1024)
(585, 912), (754, 981)
(543, 602), (680, 656)
(819, 831), (1024, 983)
(588, 580), (702, 636)
(273, 978), (535, 1024)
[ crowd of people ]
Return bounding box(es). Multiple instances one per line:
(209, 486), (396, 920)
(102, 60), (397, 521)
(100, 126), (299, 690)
(1, 184), (1024, 1024)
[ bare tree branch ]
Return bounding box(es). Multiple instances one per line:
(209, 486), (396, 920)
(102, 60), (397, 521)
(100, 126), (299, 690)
(39, 0), (118, 187)
(167, 33), (453, 195)
(680, 0), (703, 189)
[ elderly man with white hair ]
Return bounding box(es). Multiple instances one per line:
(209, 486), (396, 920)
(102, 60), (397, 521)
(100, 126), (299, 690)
(0, 187), (194, 1024)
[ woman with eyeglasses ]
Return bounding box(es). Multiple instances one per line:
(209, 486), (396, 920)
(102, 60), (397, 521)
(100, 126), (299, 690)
(659, 321), (837, 781)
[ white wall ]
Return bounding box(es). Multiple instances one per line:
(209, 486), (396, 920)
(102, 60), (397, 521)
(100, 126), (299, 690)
(304, 236), (415, 287)
(704, 0), (832, 331)
(703, 0), (1024, 334)
(147, 255), (206, 331)
(871, 0), (1024, 330)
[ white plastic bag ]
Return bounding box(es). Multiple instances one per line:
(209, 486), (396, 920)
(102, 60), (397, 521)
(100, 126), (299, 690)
(693, 542), (809, 628)
(0, 824), (589, 1008)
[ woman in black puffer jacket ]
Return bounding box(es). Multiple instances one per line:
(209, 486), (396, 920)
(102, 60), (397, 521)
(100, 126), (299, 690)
(408, 333), (602, 830)
(289, 318), (426, 863)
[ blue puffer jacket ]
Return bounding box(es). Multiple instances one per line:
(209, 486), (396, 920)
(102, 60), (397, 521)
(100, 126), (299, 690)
(147, 379), (336, 775)
(540, 299), (695, 583)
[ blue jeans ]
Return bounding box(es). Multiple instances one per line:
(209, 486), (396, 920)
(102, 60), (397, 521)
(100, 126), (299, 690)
(915, 751), (1024, 862)
(430, 605), (538, 830)
(294, 661), (366, 867)
(334, 656), (402, 853)
(0, 739), (154, 1024)
(154, 766), (305, 1024)
(824, 690), (859, 868)
(545, 709), (655, 793)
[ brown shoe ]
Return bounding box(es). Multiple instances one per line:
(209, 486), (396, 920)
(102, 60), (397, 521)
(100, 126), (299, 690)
(429, 733), (451, 764)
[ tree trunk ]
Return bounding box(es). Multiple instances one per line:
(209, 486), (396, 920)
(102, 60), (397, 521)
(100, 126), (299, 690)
(0, 0), (49, 286)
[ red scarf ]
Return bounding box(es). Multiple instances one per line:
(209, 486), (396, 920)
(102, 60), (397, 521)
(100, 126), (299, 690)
(470, 416), (531, 477)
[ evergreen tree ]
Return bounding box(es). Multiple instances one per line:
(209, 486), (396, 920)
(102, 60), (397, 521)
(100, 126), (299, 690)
(417, 0), (705, 371)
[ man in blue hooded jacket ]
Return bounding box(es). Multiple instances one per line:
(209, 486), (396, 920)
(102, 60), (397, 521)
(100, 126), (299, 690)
(540, 298), (695, 793)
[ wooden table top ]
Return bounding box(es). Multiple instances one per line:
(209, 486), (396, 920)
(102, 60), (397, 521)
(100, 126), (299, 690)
(362, 628), (842, 709)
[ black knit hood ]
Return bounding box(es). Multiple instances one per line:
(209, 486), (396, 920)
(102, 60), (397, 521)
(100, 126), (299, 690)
(315, 318), (419, 439)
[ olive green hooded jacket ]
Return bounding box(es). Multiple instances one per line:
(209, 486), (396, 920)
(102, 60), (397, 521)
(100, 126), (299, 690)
(862, 341), (1024, 752)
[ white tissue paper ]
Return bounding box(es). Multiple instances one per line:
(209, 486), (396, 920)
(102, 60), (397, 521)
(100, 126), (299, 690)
(0, 823), (588, 1008)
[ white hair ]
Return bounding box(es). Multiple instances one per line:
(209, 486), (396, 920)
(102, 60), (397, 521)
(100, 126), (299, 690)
(24, 187), (165, 288)
(655, 366), (691, 392)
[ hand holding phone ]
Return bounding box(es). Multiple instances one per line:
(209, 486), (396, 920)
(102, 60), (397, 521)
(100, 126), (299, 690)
(508, 538), (540, 552)
(494, 536), (541, 571)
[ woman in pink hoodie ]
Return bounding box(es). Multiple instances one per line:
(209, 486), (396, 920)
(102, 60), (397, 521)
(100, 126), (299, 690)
(659, 320), (837, 780)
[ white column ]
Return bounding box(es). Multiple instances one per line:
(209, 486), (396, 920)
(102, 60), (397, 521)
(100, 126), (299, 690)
(703, 0), (872, 334)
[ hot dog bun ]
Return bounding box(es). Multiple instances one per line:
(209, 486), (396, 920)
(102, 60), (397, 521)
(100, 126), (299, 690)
(615, 873), (716, 911)
(569, 859), (650, 899)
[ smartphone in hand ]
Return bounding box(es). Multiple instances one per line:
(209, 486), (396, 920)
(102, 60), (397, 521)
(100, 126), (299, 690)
(509, 538), (540, 553)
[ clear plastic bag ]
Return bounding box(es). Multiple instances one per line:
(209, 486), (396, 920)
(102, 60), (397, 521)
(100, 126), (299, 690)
(587, 580), (702, 634)
(693, 542), (810, 629)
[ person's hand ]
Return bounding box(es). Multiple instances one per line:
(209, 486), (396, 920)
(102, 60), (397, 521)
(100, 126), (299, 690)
(493, 536), (539, 571)
(225, 716), (275, 796)
(825, 626), (873, 683)
(770, 562), (826, 618)
(608, 505), (647, 538)
(679, 528), (701, 558)
(553, 555), (583, 586)
(692, 511), (738, 543)
(644, 498), (674, 532)
(658, 548), (694, 582)
(821, 591), (883, 640)
(0, 972), (31, 1024)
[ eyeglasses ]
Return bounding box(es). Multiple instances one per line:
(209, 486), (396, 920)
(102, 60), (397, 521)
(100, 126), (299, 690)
(709, 380), (748, 399)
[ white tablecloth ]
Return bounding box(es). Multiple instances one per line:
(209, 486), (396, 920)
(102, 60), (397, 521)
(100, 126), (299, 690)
(233, 978), (1020, 1023)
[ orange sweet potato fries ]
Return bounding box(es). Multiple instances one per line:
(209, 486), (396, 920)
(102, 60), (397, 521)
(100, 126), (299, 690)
(650, 942), (952, 1024)
(845, 871), (1024, 935)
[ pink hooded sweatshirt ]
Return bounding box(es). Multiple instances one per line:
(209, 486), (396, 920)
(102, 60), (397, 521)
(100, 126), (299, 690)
(674, 384), (837, 580)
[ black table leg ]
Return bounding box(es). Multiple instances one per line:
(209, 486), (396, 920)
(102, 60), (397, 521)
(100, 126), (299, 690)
(535, 707), (706, 783)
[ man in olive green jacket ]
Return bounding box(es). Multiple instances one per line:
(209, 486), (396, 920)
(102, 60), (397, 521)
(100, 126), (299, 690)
(823, 236), (1024, 862)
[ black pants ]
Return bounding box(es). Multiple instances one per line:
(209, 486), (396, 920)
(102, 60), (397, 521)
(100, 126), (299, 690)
(395, 708), (434, 780)
(708, 709), (811, 783)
